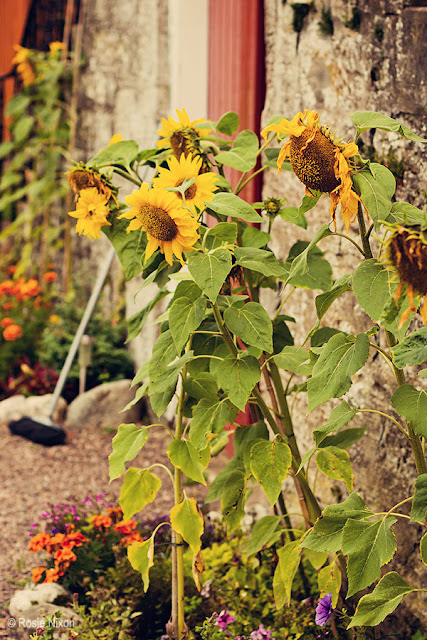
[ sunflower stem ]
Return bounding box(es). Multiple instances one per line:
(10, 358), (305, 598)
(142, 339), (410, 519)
(113, 167), (142, 186)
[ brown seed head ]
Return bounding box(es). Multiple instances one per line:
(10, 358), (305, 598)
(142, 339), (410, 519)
(389, 225), (427, 295)
(289, 128), (340, 193)
(139, 204), (178, 241)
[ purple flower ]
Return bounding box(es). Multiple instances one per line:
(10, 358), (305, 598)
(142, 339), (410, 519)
(216, 610), (237, 631)
(315, 593), (333, 626)
(250, 624), (274, 640)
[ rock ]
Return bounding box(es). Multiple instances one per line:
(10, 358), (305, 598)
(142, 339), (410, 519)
(64, 379), (145, 430)
(9, 583), (70, 617)
(0, 395), (67, 425)
(9, 604), (81, 639)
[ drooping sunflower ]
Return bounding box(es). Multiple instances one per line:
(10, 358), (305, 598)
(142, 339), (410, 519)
(152, 154), (219, 215)
(67, 166), (116, 204)
(157, 108), (211, 159)
(119, 183), (200, 265)
(11, 45), (35, 86)
(261, 110), (362, 230)
(387, 223), (427, 326)
(68, 188), (111, 239)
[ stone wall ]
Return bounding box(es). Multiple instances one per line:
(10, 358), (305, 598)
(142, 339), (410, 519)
(262, 0), (427, 628)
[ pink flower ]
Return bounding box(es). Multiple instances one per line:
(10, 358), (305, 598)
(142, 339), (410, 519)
(216, 610), (237, 631)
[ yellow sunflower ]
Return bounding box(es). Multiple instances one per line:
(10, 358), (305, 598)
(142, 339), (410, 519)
(49, 41), (65, 55)
(11, 45), (35, 86)
(109, 133), (122, 145)
(262, 110), (362, 230)
(157, 108), (211, 159)
(152, 154), (219, 215)
(119, 183), (200, 265)
(68, 188), (111, 239)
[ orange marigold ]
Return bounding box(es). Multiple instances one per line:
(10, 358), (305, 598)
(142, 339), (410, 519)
(113, 519), (137, 535)
(106, 506), (123, 522)
(64, 532), (87, 547)
(120, 530), (143, 546)
(46, 532), (66, 552)
(32, 567), (46, 584)
(44, 568), (61, 583)
(3, 324), (22, 341)
(43, 271), (57, 283)
(0, 280), (14, 296)
(29, 532), (52, 552)
(89, 514), (112, 530)
(1, 317), (14, 328)
(54, 547), (77, 565)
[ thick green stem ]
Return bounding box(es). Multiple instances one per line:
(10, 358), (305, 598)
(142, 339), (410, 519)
(357, 203), (373, 259)
(171, 361), (187, 639)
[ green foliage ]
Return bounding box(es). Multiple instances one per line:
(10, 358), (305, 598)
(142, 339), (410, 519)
(66, 105), (427, 636)
(318, 5), (334, 36)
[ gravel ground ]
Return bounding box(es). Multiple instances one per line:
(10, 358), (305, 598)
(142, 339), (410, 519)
(0, 420), (207, 630)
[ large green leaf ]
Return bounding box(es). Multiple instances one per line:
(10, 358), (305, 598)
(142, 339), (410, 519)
(148, 351), (194, 394)
(391, 328), (427, 368)
(285, 225), (332, 284)
(234, 247), (289, 279)
(410, 474), (427, 523)
(216, 111), (239, 136)
(387, 201), (427, 226)
(315, 274), (352, 320)
(204, 222), (237, 250)
(184, 372), (218, 402)
(216, 130), (259, 171)
(307, 333), (370, 412)
(352, 164), (395, 223)
(187, 248), (232, 302)
(167, 440), (210, 484)
(148, 330), (178, 376)
(216, 354), (261, 410)
(170, 496), (204, 555)
(302, 493), (372, 553)
(313, 401), (357, 445)
(274, 346), (312, 376)
(208, 192), (262, 222)
(316, 446), (353, 492)
(128, 536), (155, 592)
(87, 140), (139, 172)
(190, 398), (238, 450)
(221, 470), (247, 532)
(224, 302), (273, 352)
(278, 206), (307, 229)
(273, 541), (301, 609)
(350, 111), (427, 142)
(391, 384), (427, 438)
(109, 423), (148, 481)
(287, 242), (333, 291)
(242, 515), (282, 556)
(298, 192), (321, 214)
(421, 533), (427, 566)
(318, 563), (342, 607)
(352, 259), (394, 323)
(13, 115), (34, 143)
(169, 296), (207, 352)
(250, 439), (292, 507)
(127, 289), (169, 341)
(342, 516), (397, 596)
(348, 572), (415, 628)
(241, 225), (271, 248)
(119, 468), (161, 520)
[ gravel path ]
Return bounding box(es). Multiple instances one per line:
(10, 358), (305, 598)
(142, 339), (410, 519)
(0, 420), (207, 630)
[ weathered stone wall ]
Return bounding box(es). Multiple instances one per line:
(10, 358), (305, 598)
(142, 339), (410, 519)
(262, 0), (427, 628)
(74, 0), (170, 365)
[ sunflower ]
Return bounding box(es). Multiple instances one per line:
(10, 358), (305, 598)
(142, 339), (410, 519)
(387, 223), (427, 326)
(119, 183), (200, 265)
(68, 188), (111, 239)
(67, 166), (115, 204)
(11, 45), (35, 86)
(157, 108), (211, 159)
(262, 110), (362, 230)
(152, 154), (219, 214)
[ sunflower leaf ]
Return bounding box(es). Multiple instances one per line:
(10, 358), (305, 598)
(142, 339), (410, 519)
(391, 328), (427, 367)
(391, 384), (427, 438)
(347, 572), (415, 628)
(169, 296), (207, 353)
(410, 474), (427, 523)
(352, 164), (395, 224)
(307, 333), (370, 412)
(216, 130), (259, 171)
(216, 112), (239, 136)
(223, 301), (273, 352)
(87, 140), (139, 172)
(208, 192), (262, 222)
(351, 111), (427, 143)
(216, 354), (261, 410)
(187, 248), (232, 302)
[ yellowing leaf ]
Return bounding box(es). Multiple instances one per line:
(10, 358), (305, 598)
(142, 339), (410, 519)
(170, 496), (204, 555)
(192, 550), (205, 591)
(119, 468), (161, 520)
(318, 562), (341, 607)
(128, 536), (154, 592)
